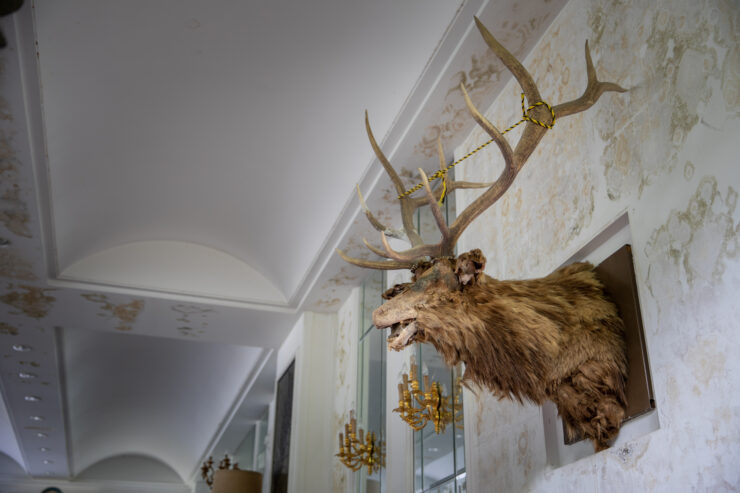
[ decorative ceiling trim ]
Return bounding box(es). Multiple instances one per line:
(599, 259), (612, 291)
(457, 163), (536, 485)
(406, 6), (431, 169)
(46, 277), (296, 313)
(11, 2), (59, 282)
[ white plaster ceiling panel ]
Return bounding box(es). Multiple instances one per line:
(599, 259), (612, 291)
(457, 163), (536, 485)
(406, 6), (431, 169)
(61, 326), (265, 480)
(29, 284), (297, 348)
(75, 454), (183, 482)
(60, 240), (286, 305)
(34, 0), (464, 299)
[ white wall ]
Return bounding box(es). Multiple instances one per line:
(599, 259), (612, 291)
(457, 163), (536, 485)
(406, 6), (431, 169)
(383, 271), (415, 493)
(454, 0), (740, 490)
(274, 311), (338, 493)
(330, 281), (414, 493)
(331, 287), (360, 493)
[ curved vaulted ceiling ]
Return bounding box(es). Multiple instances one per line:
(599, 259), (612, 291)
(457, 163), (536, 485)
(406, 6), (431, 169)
(35, 0), (463, 300)
(62, 327), (264, 480)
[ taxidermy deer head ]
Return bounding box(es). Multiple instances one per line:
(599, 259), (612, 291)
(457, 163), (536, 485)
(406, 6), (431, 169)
(337, 17), (629, 452)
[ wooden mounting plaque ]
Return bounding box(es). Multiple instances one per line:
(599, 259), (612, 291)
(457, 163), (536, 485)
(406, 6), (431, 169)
(564, 244), (655, 445)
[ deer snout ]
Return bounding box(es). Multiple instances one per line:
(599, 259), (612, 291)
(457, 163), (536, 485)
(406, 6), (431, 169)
(372, 295), (419, 329)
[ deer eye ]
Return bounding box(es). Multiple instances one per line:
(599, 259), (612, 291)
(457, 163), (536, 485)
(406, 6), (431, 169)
(382, 284), (409, 300)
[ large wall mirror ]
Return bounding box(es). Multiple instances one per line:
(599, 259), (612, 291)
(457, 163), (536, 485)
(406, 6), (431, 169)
(356, 270), (386, 493)
(412, 345), (466, 493)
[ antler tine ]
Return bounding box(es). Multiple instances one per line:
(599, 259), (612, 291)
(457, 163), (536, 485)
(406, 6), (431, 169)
(340, 227), (441, 270)
(474, 16), (541, 106)
(365, 111), (423, 247)
(418, 167), (452, 255)
(375, 231), (444, 262)
(363, 237), (394, 259)
(380, 232), (429, 262)
(553, 41), (627, 118)
(409, 137), (492, 209)
(408, 179), (493, 210)
(459, 83), (515, 171)
(437, 136), (446, 173)
(336, 248), (416, 270)
(365, 111), (406, 195)
(473, 16), (551, 169)
(356, 184), (405, 240)
(349, 117), (450, 268)
(446, 180), (495, 192)
(446, 83), (517, 247)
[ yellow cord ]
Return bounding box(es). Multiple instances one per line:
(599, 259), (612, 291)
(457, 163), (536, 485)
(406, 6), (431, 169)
(397, 93), (555, 200)
(438, 172), (447, 206)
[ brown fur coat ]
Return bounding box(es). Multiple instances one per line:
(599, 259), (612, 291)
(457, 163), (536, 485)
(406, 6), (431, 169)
(376, 250), (628, 450)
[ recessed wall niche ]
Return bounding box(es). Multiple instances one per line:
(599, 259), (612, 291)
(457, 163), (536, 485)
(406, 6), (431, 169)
(542, 212), (659, 467)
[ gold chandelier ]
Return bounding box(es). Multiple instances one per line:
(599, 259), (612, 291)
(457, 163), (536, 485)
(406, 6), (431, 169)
(336, 410), (385, 474)
(394, 363), (463, 434)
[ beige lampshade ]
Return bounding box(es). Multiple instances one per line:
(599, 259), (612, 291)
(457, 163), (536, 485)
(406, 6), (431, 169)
(212, 469), (262, 493)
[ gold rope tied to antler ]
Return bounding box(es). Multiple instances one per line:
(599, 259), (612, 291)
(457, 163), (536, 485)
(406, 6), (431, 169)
(399, 93), (556, 201)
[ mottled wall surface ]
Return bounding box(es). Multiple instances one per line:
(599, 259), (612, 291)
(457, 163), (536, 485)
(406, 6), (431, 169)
(455, 0), (740, 491)
(332, 288), (359, 493)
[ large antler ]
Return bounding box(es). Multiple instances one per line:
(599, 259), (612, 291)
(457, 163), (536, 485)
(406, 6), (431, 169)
(337, 17), (626, 270)
(336, 114), (491, 269)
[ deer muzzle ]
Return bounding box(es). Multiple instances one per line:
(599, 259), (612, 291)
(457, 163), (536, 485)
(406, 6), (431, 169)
(373, 294), (423, 351)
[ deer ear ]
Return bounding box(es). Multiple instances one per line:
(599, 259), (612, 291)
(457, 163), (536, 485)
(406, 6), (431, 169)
(456, 249), (486, 285)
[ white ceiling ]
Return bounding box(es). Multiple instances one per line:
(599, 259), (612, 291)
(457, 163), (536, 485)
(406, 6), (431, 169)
(0, 0), (568, 488)
(36, 0), (462, 301)
(61, 327), (265, 480)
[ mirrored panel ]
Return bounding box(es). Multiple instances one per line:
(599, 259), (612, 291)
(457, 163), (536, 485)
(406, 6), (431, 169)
(413, 344), (465, 493)
(356, 272), (386, 493)
(362, 270), (384, 337)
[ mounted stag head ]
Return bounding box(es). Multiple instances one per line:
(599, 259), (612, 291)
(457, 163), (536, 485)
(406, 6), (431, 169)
(337, 17), (628, 451)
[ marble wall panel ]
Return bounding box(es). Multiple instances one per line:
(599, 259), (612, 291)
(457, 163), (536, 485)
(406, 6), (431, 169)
(455, 0), (740, 490)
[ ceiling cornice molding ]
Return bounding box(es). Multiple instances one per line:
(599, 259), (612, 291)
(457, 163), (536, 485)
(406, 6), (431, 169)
(47, 276), (296, 313)
(12, 0), (59, 281)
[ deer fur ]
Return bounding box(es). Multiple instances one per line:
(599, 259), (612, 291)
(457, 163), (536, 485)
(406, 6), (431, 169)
(376, 250), (627, 451)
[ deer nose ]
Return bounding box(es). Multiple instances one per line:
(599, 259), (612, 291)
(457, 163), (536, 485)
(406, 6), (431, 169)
(372, 298), (419, 328)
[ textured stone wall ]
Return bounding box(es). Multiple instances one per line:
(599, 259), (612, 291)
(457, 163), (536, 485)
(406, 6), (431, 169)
(454, 0), (740, 490)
